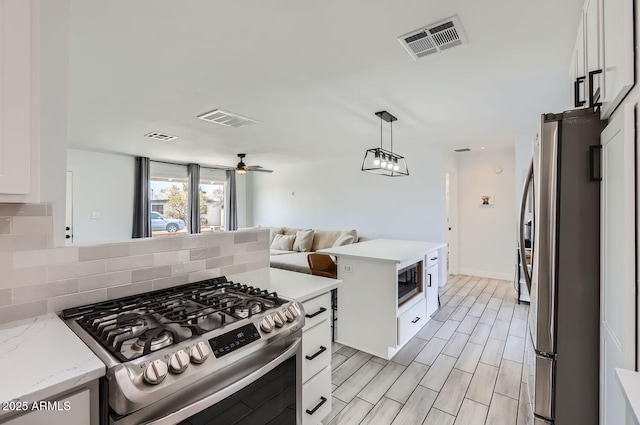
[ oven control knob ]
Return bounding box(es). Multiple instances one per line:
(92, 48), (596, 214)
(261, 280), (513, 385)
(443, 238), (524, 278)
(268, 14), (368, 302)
(260, 315), (275, 333)
(191, 341), (210, 364)
(169, 350), (190, 374)
(285, 304), (301, 322)
(273, 311), (287, 328)
(144, 359), (168, 385)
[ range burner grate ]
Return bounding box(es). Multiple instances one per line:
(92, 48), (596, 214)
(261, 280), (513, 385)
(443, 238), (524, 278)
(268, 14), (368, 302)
(62, 277), (286, 362)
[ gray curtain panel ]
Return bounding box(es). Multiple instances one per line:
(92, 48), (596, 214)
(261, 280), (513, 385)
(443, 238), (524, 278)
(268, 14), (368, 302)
(226, 170), (237, 231)
(132, 156), (151, 238)
(188, 163), (201, 234)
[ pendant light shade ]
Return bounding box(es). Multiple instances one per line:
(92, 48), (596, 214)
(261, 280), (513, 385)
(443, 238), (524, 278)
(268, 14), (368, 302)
(362, 111), (409, 177)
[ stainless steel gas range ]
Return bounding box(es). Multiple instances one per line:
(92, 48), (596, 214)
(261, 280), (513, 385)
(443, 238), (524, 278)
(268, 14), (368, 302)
(61, 276), (305, 425)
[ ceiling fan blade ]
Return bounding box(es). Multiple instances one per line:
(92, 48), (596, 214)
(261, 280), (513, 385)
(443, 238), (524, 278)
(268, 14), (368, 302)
(249, 168), (273, 173)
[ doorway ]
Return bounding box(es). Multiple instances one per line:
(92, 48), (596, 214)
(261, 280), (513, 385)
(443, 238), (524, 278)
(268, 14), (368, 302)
(445, 172), (458, 276)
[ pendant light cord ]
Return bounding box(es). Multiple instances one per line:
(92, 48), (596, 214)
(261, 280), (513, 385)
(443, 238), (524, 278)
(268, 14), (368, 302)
(380, 116), (383, 150)
(390, 121), (393, 154)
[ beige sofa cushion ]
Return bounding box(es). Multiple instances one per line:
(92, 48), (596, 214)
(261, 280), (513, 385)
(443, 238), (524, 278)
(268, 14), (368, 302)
(293, 230), (314, 252)
(333, 232), (356, 247)
(271, 234), (295, 251)
(312, 229), (357, 251)
(258, 226), (285, 245)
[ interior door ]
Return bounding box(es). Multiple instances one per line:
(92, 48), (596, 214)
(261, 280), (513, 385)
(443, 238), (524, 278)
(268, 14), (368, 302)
(600, 103), (636, 425)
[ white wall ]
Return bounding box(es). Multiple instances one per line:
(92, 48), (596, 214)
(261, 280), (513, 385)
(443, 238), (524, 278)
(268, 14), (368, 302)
(67, 149), (135, 244)
(515, 134), (535, 212)
(251, 145), (448, 242)
(456, 146), (516, 280)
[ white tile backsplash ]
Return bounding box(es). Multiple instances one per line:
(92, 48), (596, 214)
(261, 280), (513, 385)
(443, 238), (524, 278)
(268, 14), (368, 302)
(0, 211), (269, 324)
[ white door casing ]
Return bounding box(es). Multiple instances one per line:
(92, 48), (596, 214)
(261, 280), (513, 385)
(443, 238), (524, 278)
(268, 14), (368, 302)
(600, 102), (636, 425)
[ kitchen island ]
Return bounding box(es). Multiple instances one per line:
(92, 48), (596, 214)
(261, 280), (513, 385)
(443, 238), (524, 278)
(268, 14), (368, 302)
(319, 239), (446, 360)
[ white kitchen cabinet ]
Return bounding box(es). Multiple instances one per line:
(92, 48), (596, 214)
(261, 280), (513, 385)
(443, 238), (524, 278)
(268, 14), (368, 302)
(0, 389), (90, 425)
(301, 292), (332, 425)
(570, 15), (587, 108)
(570, 0), (634, 116)
(425, 255), (439, 319)
(600, 0), (634, 118)
(0, 0), (39, 198)
(600, 103), (636, 425)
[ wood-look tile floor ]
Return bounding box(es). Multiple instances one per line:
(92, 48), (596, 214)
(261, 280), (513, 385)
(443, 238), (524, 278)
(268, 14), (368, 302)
(323, 275), (531, 425)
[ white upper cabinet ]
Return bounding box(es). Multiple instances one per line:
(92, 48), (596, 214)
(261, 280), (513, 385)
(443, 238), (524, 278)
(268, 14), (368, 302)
(0, 0), (38, 198)
(569, 0), (634, 117)
(570, 17), (587, 108)
(600, 0), (634, 118)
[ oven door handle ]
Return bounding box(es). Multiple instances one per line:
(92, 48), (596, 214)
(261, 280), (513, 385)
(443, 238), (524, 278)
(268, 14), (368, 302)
(141, 337), (302, 425)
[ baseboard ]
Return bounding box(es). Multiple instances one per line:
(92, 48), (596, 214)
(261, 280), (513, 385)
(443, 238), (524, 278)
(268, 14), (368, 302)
(457, 268), (513, 281)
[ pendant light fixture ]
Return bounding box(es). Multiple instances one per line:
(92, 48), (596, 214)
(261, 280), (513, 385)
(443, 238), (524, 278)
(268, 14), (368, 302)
(361, 111), (409, 177)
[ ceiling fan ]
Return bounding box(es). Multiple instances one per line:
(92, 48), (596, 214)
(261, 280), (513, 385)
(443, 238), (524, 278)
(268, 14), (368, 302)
(235, 153), (273, 174)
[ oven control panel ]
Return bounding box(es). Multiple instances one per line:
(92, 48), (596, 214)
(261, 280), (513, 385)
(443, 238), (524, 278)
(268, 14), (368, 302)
(209, 323), (261, 358)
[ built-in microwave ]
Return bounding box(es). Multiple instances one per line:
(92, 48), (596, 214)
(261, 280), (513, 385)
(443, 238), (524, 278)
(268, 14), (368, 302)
(397, 261), (423, 305)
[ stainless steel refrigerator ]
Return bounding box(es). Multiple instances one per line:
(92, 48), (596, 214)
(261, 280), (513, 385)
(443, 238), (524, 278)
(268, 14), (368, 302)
(518, 109), (606, 425)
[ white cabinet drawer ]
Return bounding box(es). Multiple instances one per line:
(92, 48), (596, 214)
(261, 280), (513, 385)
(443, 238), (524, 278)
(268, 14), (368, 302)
(302, 320), (331, 382)
(302, 292), (331, 330)
(2, 388), (90, 425)
(302, 366), (332, 425)
(425, 251), (439, 268)
(397, 298), (426, 346)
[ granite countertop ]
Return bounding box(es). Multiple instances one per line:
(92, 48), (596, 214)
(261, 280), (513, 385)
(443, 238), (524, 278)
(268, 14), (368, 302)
(318, 239), (446, 263)
(0, 314), (105, 417)
(616, 368), (640, 424)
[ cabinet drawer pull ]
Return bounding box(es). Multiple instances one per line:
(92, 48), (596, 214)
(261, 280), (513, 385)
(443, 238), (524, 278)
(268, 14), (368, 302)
(305, 345), (327, 360)
(411, 317), (421, 324)
(306, 396), (328, 415)
(430, 257), (438, 261)
(305, 307), (327, 318)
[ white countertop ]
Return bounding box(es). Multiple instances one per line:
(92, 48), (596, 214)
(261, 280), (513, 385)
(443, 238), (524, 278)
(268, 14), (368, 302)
(0, 314), (105, 416)
(229, 268), (341, 303)
(616, 368), (640, 424)
(318, 239), (446, 263)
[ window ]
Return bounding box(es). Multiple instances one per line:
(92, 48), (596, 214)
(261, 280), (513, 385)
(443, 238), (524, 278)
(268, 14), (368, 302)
(199, 168), (227, 233)
(149, 162), (189, 237)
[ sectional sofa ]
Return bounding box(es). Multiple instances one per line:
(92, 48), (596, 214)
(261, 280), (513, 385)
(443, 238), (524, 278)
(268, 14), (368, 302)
(259, 226), (360, 274)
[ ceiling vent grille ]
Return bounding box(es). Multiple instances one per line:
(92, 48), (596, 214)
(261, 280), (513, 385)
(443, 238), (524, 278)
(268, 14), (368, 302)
(144, 132), (178, 141)
(197, 109), (257, 128)
(398, 16), (467, 60)
(454, 148), (471, 152)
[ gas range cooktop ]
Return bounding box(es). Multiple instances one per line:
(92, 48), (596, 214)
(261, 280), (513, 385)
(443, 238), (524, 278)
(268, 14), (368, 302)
(61, 276), (305, 417)
(61, 277), (295, 363)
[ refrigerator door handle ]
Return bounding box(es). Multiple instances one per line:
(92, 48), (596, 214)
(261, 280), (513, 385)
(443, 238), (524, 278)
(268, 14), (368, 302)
(519, 160), (533, 293)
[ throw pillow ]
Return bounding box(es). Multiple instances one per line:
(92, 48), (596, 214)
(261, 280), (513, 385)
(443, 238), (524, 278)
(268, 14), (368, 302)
(333, 232), (355, 247)
(271, 234), (296, 251)
(293, 230), (314, 252)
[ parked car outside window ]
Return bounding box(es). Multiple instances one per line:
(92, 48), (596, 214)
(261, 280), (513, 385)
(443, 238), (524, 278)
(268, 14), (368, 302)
(150, 212), (185, 233)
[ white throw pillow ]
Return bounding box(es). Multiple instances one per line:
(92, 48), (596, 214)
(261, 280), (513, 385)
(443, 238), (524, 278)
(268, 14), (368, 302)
(271, 234), (296, 251)
(332, 233), (355, 247)
(293, 230), (314, 252)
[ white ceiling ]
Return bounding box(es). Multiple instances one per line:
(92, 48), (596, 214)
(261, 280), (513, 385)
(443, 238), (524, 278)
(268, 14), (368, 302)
(67, 0), (583, 169)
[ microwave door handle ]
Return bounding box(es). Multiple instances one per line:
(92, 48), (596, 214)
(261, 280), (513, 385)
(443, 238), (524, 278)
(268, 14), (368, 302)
(519, 160), (533, 293)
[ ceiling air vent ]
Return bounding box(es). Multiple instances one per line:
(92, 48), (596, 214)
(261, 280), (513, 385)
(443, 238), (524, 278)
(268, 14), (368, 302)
(454, 148), (471, 152)
(144, 132), (178, 141)
(198, 109), (257, 128)
(398, 16), (467, 60)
